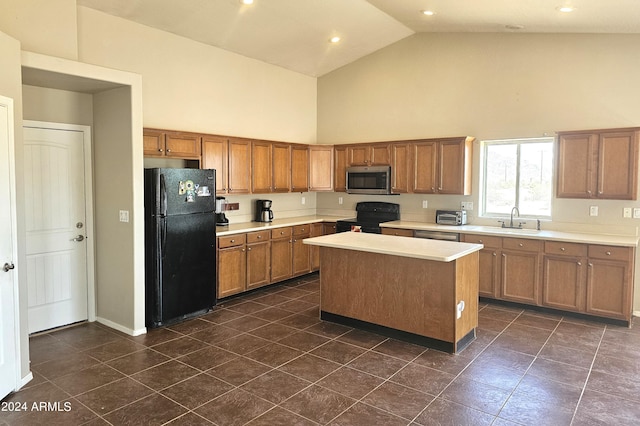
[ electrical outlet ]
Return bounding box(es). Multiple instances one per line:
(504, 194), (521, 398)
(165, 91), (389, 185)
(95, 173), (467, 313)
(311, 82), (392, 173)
(301, 196), (305, 205)
(624, 208), (632, 218)
(589, 206), (598, 217)
(634, 208), (640, 219)
(338, 197), (343, 205)
(422, 200), (428, 209)
(460, 201), (474, 210)
(119, 210), (129, 222)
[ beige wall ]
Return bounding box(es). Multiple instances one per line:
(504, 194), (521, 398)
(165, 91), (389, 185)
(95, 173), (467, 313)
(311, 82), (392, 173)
(77, 6), (317, 144)
(317, 32), (640, 311)
(0, 0), (78, 60)
(22, 85), (93, 125)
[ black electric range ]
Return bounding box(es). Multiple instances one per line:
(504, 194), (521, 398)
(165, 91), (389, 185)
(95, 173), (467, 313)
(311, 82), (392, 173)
(336, 201), (400, 234)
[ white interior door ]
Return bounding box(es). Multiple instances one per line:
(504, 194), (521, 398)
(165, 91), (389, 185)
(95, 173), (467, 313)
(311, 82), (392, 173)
(23, 125), (89, 333)
(0, 96), (18, 399)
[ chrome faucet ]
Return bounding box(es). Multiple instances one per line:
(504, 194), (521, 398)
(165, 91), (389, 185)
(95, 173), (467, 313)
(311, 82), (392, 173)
(500, 206), (524, 229)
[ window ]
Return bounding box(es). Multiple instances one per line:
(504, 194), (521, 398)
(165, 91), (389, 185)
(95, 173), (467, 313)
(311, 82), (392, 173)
(481, 138), (554, 218)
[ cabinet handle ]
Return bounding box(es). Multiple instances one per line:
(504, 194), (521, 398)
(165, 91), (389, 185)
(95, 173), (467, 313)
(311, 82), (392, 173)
(257, 235), (262, 239)
(438, 187), (442, 191)
(247, 247), (251, 251)
(492, 252), (497, 256)
(230, 239), (235, 243)
(166, 149), (171, 153)
(577, 261), (582, 266)
(605, 251), (611, 256)
(502, 254), (506, 257)
(587, 190), (592, 194)
(588, 263), (593, 267)
(519, 243), (524, 247)
(241, 248), (245, 252)
(560, 247), (565, 251)
(158, 148), (163, 152)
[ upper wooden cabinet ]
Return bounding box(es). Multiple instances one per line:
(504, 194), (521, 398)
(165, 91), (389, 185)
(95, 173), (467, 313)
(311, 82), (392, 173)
(412, 137), (473, 195)
(143, 129), (201, 159)
(334, 146), (348, 192)
(308, 145), (333, 192)
(228, 138), (252, 194)
(390, 143), (411, 194)
(347, 143), (390, 166)
(201, 135), (228, 194)
(291, 144), (309, 192)
(557, 128), (639, 200)
(251, 140), (272, 193)
(272, 143), (291, 193)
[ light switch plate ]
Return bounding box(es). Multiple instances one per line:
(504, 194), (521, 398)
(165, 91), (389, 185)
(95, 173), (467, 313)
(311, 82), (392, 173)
(624, 207), (632, 218)
(422, 200), (428, 209)
(119, 210), (129, 222)
(634, 208), (640, 219)
(589, 206), (598, 216)
(338, 197), (343, 205)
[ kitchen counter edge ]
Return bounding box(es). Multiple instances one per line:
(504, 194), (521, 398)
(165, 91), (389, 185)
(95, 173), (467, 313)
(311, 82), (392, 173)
(381, 221), (639, 247)
(216, 215), (349, 236)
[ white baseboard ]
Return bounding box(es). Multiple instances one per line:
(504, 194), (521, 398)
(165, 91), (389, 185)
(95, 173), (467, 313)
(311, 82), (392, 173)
(96, 317), (146, 336)
(19, 372), (33, 389)
(633, 310), (640, 318)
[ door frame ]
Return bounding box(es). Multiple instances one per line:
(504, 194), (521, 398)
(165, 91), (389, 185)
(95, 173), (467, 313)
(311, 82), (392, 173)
(23, 120), (96, 323)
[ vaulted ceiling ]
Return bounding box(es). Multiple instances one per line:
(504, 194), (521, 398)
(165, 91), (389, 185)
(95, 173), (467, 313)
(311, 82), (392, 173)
(78, 0), (640, 77)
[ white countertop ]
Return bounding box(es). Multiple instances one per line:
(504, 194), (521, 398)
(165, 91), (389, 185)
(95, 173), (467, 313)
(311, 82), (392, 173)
(303, 232), (483, 262)
(380, 221), (640, 247)
(216, 215), (348, 236)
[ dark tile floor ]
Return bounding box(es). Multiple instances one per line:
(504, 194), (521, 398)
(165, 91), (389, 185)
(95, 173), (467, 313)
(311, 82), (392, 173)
(3, 273), (640, 425)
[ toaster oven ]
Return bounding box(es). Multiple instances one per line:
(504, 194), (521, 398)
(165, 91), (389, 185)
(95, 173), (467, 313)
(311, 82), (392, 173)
(435, 210), (468, 226)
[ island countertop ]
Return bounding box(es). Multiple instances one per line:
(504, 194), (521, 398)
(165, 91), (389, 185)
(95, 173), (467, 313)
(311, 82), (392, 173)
(304, 232), (483, 262)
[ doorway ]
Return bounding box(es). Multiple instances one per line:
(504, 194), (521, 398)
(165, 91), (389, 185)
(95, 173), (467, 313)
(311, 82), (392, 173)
(22, 121), (95, 333)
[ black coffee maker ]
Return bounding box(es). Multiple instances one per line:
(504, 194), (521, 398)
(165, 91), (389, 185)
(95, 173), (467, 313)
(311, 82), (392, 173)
(255, 199), (273, 222)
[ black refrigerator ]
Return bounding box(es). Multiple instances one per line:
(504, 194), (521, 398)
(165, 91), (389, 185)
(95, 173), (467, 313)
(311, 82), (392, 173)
(144, 168), (217, 328)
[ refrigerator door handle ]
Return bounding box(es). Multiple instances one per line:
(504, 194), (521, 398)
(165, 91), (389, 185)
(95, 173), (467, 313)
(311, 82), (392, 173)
(160, 173), (167, 217)
(160, 217), (167, 255)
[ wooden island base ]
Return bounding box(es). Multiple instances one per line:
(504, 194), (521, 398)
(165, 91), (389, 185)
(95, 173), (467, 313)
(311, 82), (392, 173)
(318, 246), (479, 353)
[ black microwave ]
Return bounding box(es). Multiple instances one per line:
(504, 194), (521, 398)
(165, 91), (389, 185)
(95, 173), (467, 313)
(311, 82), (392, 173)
(346, 166), (392, 195)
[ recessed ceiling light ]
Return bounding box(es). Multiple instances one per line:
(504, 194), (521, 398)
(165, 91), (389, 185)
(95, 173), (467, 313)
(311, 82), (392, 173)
(422, 10), (435, 16)
(329, 36), (341, 44)
(557, 6), (575, 13)
(241, 0), (254, 5)
(505, 24), (525, 31)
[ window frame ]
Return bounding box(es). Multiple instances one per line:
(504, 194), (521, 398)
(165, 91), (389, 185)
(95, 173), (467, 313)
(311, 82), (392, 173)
(480, 137), (554, 219)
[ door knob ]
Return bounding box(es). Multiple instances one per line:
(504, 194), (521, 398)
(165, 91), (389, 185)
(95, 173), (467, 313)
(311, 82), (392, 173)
(3, 262), (15, 272)
(72, 235), (85, 242)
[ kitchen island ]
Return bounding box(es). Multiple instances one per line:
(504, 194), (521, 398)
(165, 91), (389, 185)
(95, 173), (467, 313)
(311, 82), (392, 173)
(304, 232), (483, 353)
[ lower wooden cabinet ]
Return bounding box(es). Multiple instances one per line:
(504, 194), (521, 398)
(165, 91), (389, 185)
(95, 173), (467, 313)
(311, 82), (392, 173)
(585, 245), (633, 320)
(292, 224), (311, 276)
(542, 241), (587, 312)
(246, 231), (271, 290)
(270, 227), (293, 282)
(500, 238), (542, 305)
(310, 223), (323, 271)
(462, 235), (502, 299)
(217, 234), (247, 298)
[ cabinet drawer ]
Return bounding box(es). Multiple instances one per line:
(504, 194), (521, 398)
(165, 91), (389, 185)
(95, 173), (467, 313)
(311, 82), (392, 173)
(588, 245), (632, 261)
(218, 234), (246, 248)
(502, 237), (542, 252)
(462, 234), (502, 248)
(381, 228), (414, 237)
(271, 227), (292, 239)
(545, 241), (587, 257)
(247, 230), (270, 244)
(293, 224), (311, 236)
(323, 223), (337, 234)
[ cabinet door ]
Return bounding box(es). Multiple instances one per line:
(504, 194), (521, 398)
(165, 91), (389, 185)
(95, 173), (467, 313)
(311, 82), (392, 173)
(201, 135), (228, 193)
(501, 249), (540, 305)
(323, 222), (337, 234)
(271, 143), (291, 193)
(334, 146), (348, 192)
(227, 138), (251, 194)
(347, 145), (369, 166)
(556, 133), (598, 198)
(542, 255), (585, 312)
(439, 139), (470, 195)
(370, 144), (391, 165)
(391, 143), (410, 193)
(252, 141), (272, 193)
(478, 248), (500, 299)
(271, 237), (292, 282)
(292, 237), (310, 276)
(586, 259), (631, 320)
(411, 141), (438, 193)
(143, 129), (165, 157)
(218, 245), (246, 298)
(246, 241), (271, 290)
(291, 144), (309, 192)
(597, 131), (639, 200)
(165, 132), (202, 158)
(309, 145), (333, 191)
(310, 223), (323, 271)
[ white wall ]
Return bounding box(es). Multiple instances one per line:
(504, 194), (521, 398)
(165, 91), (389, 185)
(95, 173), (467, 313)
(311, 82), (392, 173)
(22, 85), (93, 125)
(77, 6), (317, 144)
